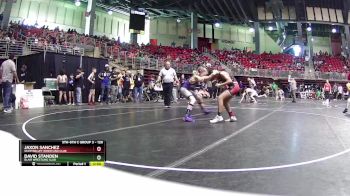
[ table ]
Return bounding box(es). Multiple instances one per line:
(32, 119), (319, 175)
(13, 83), (44, 109)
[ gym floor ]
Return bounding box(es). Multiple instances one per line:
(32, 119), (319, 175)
(1, 98), (350, 195)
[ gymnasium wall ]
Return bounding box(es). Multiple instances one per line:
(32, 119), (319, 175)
(0, 0), (151, 44)
(149, 18), (281, 53)
(214, 24), (255, 51)
(216, 25), (281, 53)
(312, 36), (332, 54)
(149, 18), (191, 47)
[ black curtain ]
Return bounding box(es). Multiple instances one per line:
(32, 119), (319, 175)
(17, 52), (108, 103)
(17, 53), (50, 89)
(53, 53), (81, 77)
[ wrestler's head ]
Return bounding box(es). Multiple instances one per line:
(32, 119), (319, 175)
(197, 66), (208, 76)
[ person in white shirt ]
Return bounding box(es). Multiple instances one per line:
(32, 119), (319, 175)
(247, 78), (256, 89)
(1, 54), (19, 113)
(288, 75), (297, 103)
(157, 61), (179, 108)
(277, 88), (285, 101)
(239, 88), (259, 103)
(87, 67), (97, 105)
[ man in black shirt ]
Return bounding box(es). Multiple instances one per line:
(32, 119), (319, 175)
(98, 65), (112, 104)
(110, 67), (120, 103)
(74, 68), (84, 105)
(19, 64), (29, 83)
(133, 70), (144, 103)
(122, 71), (131, 102)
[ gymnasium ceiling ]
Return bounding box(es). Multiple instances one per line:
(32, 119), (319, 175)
(96, 0), (350, 24)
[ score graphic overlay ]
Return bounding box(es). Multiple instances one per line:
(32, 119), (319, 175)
(20, 140), (106, 166)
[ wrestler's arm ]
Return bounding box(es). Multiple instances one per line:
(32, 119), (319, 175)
(216, 72), (232, 87)
(194, 74), (214, 83)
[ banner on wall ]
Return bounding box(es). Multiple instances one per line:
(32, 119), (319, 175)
(331, 33), (341, 56)
(150, 39), (157, 46)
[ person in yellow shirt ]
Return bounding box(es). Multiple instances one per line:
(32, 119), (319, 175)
(129, 73), (135, 102)
(117, 70), (125, 102)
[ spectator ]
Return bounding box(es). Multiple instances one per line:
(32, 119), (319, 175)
(110, 67), (120, 104)
(157, 61), (179, 108)
(67, 73), (75, 105)
(117, 70), (125, 102)
(98, 64), (112, 104)
(271, 81), (278, 99)
(87, 67), (97, 105)
(122, 71), (131, 102)
(332, 83), (338, 101)
(148, 75), (156, 91)
(337, 85), (343, 100)
(323, 80), (332, 107)
(238, 80), (244, 96)
(211, 80), (218, 100)
(207, 80), (213, 98)
(133, 70), (144, 103)
(0, 65), (2, 103)
(130, 73), (134, 101)
(288, 75), (297, 103)
(1, 54), (19, 113)
(57, 69), (68, 105)
(18, 64), (29, 83)
(74, 67), (84, 106)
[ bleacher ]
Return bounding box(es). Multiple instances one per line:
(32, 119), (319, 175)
(0, 23), (348, 81)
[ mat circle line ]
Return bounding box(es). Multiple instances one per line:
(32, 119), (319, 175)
(21, 107), (350, 172)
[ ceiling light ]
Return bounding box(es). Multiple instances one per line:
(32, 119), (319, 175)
(75, 0), (81, 6)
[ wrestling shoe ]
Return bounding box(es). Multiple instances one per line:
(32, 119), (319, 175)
(210, 115), (224, 124)
(225, 116), (237, 122)
(183, 114), (195, 122)
(343, 108), (348, 114)
(202, 108), (211, 115)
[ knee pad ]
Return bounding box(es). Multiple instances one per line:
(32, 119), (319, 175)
(180, 87), (193, 98)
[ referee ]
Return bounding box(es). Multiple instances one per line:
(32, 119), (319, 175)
(157, 61), (179, 108)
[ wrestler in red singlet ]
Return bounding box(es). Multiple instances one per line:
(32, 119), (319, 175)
(197, 69), (240, 123)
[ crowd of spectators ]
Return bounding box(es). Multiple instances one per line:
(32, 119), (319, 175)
(313, 51), (350, 73)
(1, 22), (350, 78)
(212, 49), (306, 72)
